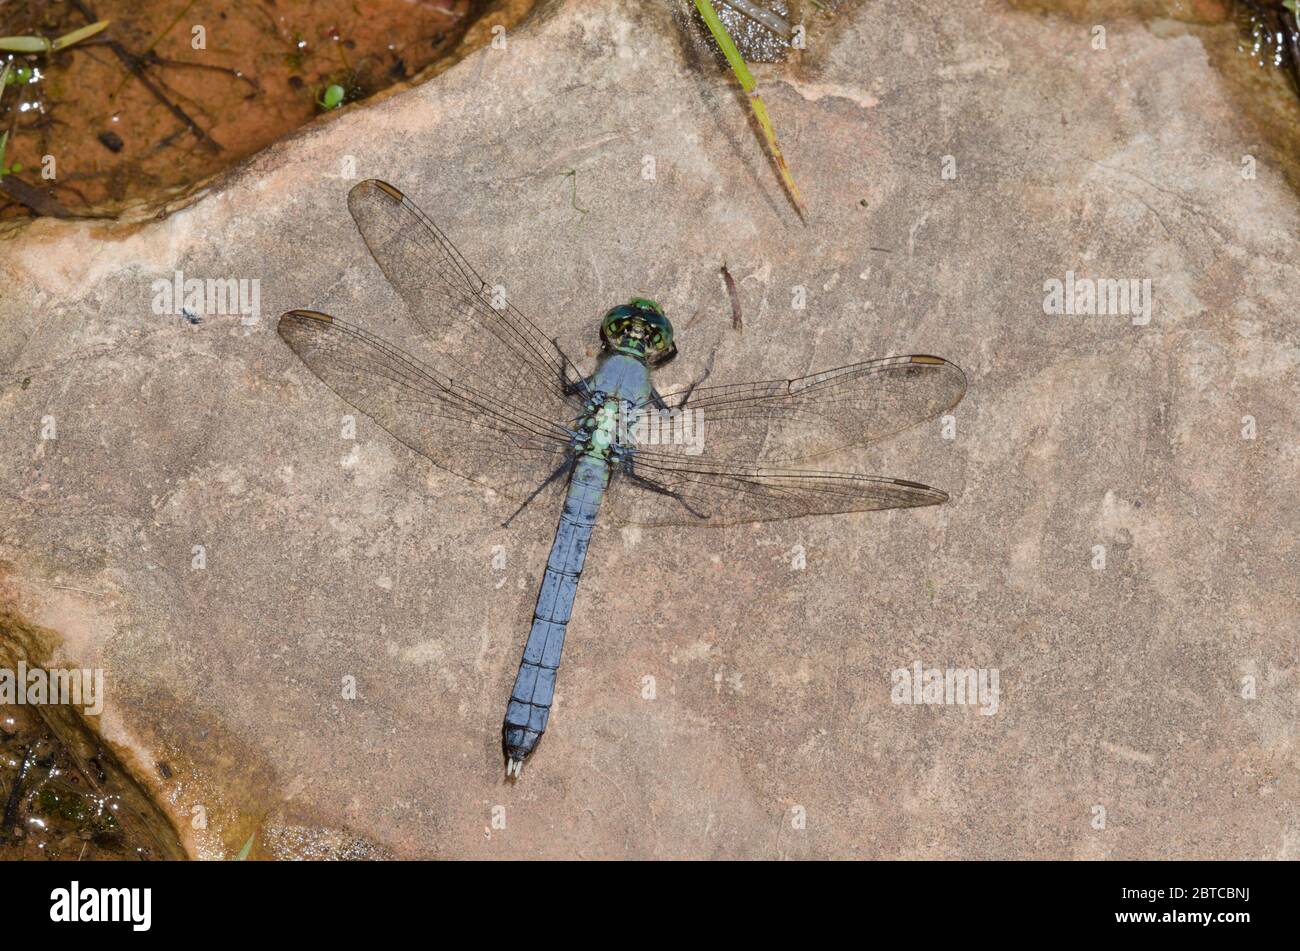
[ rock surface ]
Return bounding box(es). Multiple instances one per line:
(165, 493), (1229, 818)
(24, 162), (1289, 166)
(1, 0), (1297, 858)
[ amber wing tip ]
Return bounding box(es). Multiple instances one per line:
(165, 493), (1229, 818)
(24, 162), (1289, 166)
(891, 478), (949, 505)
(352, 179), (404, 202)
(281, 309), (333, 324)
(277, 311), (333, 341)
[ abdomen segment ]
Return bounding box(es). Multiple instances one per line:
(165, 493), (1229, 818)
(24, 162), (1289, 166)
(503, 458), (605, 776)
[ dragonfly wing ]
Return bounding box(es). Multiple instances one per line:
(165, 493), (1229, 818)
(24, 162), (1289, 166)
(278, 311), (573, 501)
(347, 179), (589, 418)
(602, 449), (949, 527)
(649, 354), (966, 463)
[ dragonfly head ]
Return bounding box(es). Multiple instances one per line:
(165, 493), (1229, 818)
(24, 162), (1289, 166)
(600, 298), (677, 367)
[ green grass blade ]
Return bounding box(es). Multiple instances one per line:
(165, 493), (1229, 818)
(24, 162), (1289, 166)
(0, 36), (53, 53)
(0, 61), (10, 175)
(694, 0), (757, 92)
(51, 20), (110, 51)
(692, 0), (806, 219)
(0, 20), (108, 54)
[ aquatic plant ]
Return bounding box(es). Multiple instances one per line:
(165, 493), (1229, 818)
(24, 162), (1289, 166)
(0, 20), (109, 54)
(318, 83), (346, 110)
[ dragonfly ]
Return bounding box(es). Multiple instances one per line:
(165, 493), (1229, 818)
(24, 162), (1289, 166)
(278, 180), (967, 779)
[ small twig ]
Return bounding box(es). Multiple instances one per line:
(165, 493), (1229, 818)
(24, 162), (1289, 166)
(49, 584), (108, 596)
(716, 0), (793, 38)
(560, 168), (588, 214)
(108, 0), (198, 99)
(68, 0), (221, 153)
(0, 175), (74, 218)
(720, 264), (743, 330)
(141, 52), (261, 94)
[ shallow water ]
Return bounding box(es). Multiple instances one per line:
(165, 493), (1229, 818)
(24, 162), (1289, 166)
(0, 610), (185, 860)
(0, 0), (514, 220)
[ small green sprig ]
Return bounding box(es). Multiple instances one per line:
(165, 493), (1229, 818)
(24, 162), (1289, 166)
(317, 83), (346, 110)
(0, 20), (109, 54)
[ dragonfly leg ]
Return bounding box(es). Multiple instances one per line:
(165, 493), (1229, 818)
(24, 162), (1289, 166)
(655, 349), (716, 411)
(554, 336), (592, 399)
(620, 464), (709, 520)
(500, 458), (575, 529)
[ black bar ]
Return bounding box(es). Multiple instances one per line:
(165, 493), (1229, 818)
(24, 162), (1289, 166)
(5, 859), (1282, 937)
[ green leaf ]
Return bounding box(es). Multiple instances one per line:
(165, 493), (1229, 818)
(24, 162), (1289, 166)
(0, 36), (52, 53)
(235, 834), (254, 860)
(0, 19), (108, 53)
(319, 83), (345, 110)
(51, 20), (110, 51)
(0, 20), (108, 54)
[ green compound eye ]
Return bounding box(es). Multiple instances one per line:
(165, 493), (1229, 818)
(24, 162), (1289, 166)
(629, 297), (664, 315)
(599, 300), (676, 364)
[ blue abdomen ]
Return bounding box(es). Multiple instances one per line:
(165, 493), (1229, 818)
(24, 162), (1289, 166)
(503, 457), (608, 765)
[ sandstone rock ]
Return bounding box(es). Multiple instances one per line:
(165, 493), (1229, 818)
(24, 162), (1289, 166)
(1, 0), (1296, 858)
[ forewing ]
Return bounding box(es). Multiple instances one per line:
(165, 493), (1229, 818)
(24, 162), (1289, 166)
(278, 311), (573, 500)
(347, 179), (588, 417)
(602, 449), (949, 527)
(649, 355), (966, 463)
